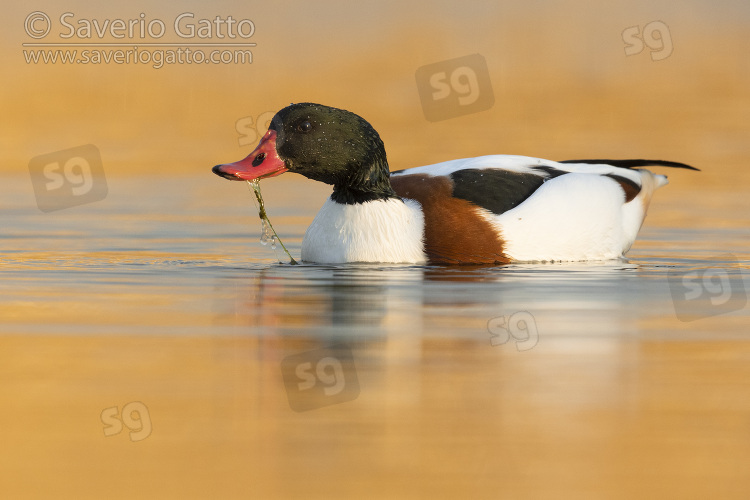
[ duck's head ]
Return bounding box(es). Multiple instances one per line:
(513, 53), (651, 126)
(212, 103), (398, 204)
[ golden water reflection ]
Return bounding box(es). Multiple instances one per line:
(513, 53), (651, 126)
(2, 218), (749, 499)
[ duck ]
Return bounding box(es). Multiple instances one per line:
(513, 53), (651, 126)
(212, 102), (697, 265)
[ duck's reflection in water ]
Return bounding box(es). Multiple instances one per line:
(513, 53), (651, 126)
(211, 261), (647, 339)
(205, 259), (731, 464)
(209, 261), (653, 363)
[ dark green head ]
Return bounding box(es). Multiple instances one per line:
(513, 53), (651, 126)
(213, 103), (398, 204)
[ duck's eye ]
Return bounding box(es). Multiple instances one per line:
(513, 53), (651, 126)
(297, 121), (312, 133)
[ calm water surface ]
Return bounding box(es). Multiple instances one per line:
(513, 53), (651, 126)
(1, 175), (749, 498)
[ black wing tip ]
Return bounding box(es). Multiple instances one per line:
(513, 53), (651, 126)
(558, 159), (700, 171)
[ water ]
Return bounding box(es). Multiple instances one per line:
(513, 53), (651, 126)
(1, 174), (749, 498)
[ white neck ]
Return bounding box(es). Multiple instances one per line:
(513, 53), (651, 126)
(301, 197), (426, 264)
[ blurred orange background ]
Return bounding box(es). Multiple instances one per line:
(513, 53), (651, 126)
(3, 1), (749, 193)
(3, 3), (750, 499)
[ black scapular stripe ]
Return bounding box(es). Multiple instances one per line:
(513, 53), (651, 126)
(450, 168), (554, 215)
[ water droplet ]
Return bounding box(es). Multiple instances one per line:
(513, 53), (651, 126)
(260, 219), (274, 245)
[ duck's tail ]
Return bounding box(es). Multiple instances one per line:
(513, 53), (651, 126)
(559, 158), (697, 190)
(558, 159), (699, 171)
(655, 174), (669, 189)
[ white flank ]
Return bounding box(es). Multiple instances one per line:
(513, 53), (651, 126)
(490, 171), (663, 262)
(301, 198), (426, 264)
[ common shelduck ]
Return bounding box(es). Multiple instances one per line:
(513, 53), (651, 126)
(213, 103), (697, 265)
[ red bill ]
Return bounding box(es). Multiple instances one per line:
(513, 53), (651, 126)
(212, 130), (288, 181)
